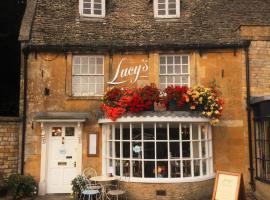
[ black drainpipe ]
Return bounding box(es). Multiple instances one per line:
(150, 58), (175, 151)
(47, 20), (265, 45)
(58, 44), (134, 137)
(21, 48), (29, 175)
(245, 45), (255, 191)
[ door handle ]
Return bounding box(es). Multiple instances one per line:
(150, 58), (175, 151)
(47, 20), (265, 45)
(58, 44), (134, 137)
(74, 161), (76, 168)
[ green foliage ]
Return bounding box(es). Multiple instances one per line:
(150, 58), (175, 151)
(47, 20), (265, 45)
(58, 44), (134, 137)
(71, 175), (88, 198)
(6, 174), (37, 200)
(0, 172), (8, 197)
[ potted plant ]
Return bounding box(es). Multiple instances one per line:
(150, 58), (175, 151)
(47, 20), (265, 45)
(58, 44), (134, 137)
(163, 85), (188, 111)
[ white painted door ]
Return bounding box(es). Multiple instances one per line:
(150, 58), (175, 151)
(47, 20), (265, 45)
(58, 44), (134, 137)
(47, 125), (81, 193)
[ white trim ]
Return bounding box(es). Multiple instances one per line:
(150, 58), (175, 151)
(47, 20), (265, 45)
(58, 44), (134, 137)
(117, 174), (215, 183)
(98, 116), (209, 124)
(154, 0), (180, 19)
(36, 119), (86, 123)
(79, 0), (105, 18)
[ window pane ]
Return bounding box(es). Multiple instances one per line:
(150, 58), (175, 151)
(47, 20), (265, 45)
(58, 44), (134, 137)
(170, 142), (180, 158)
(132, 142), (142, 158)
(182, 142), (190, 158)
(157, 142), (167, 159)
(115, 160), (120, 176)
(81, 64), (88, 74)
(168, 10), (176, 15)
(83, 9), (91, 14)
(160, 65), (166, 74)
(181, 124), (190, 140)
(183, 160), (191, 177)
(115, 124), (120, 140)
(182, 65), (189, 74)
(171, 161), (181, 177)
(133, 161), (142, 177)
(115, 142), (120, 158)
(132, 123), (141, 140)
(65, 127), (75, 136)
(182, 56), (188, 64)
(156, 123), (167, 140)
(203, 159), (207, 175)
(201, 125), (208, 139)
(73, 56), (80, 64)
(158, 4), (165, 9)
(192, 124), (199, 140)
(52, 127), (62, 137)
(167, 56), (173, 64)
(169, 123), (179, 140)
(96, 84), (103, 94)
(157, 161), (168, 178)
(123, 142), (130, 158)
(167, 76), (173, 84)
(194, 160), (200, 176)
(160, 56), (166, 64)
(158, 10), (166, 15)
(175, 65), (181, 73)
(123, 123), (130, 140)
(144, 161), (155, 178)
(144, 142), (155, 159)
(193, 142), (200, 158)
(201, 141), (206, 158)
(94, 10), (102, 15)
(160, 76), (166, 84)
(73, 65), (80, 74)
(167, 65), (174, 74)
(123, 160), (130, 177)
(143, 123), (155, 140)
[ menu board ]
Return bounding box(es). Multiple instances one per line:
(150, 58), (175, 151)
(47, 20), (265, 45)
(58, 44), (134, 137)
(212, 171), (241, 200)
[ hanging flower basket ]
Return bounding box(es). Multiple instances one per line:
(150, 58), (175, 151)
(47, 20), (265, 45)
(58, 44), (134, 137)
(101, 83), (224, 125)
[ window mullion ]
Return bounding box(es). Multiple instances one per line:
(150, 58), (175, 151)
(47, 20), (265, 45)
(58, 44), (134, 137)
(141, 123), (145, 178)
(208, 124), (213, 175)
(167, 123), (171, 178)
(180, 123), (183, 178)
(199, 124), (202, 177)
(120, 123), (123, 177)
(190, 123), (194, 177)
(112, 124), (115, 175)
(130, 123), (133, 178)
(155, 123), (157, 178)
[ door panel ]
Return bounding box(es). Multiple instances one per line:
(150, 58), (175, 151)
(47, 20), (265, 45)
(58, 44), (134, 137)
(47, 125), (81, 193)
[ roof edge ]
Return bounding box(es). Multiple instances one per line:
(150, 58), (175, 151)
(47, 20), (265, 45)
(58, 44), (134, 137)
(19, 0), (38, 42)
(23, 41), (251, 53)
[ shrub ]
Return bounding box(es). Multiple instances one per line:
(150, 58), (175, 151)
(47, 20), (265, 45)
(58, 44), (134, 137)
(6, 174), (37, 200)
(0, 172), (8, 197)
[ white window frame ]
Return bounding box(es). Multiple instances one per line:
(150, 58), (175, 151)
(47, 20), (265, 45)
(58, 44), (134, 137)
(159, 55), (190, 89)
(101, 121), (214, 183)
(72, 55), (104, 97)
(79, 0), (105, 18)
(154, 0), (180, 18)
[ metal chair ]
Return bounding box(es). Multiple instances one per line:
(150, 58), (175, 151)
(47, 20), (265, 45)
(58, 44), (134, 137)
(106, 177), (128, 200)
(76, 176), (101, 200)
(83, 167), (98, 179)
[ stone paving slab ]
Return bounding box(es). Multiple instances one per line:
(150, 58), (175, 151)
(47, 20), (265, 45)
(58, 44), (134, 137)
(0, 192), (258, 200)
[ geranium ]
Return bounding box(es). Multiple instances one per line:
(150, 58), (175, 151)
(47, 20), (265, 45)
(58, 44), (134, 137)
(101, 83), (224, 125)
(163, 85), (188, 108)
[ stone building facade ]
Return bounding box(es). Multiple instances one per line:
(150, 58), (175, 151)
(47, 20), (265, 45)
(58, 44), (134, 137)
(0, 118), (21, 176)
(18, 0), (270, 199)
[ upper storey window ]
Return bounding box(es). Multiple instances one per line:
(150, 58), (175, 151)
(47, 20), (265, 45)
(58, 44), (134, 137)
(79, 0), (105, 17)
(154, 0), (180, 18)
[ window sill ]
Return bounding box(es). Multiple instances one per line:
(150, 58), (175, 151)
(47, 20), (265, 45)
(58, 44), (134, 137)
(76, 16), (106, 22)
(114, 174), (215, 183)
(66, 95), (103, 100)
(155, 18), (181, 22)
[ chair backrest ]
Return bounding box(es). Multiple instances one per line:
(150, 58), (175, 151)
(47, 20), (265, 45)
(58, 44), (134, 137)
(82, 167), (97, 179)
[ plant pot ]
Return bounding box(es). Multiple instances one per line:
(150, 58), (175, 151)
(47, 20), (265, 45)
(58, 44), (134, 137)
(167, 100), (180, 111)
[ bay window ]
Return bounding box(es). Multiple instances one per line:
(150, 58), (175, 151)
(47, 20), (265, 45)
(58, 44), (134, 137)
(101, 116), (214, 182)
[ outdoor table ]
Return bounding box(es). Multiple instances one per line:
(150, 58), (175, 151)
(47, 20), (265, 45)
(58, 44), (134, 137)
(90, 175), (119, 182)
(89, 176), (119, 200)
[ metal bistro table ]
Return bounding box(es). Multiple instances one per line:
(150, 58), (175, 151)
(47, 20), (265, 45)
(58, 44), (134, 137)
(90, 175), (119, 200)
